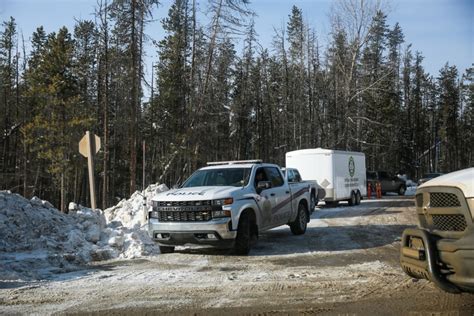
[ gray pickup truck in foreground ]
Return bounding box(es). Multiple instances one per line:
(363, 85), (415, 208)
(149, 160), (312, 255)
(400, 167), (474, 293)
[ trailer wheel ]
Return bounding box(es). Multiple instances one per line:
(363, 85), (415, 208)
(355, 191), (361, 205)
(159, 246), (175, 254)
(290, 203), (308, 235)
(348, 191), (356, 206)
(234, 212), (252, 255)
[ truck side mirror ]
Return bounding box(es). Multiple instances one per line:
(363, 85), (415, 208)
(256, 181), (272, 194)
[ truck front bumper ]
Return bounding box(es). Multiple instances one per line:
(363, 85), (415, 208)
(400, 227), (474, 293)
(148, 218), (237, 249)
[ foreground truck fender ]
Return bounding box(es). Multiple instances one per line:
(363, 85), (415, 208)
(148, 160), (312, 255)
(400, 167), (474, 293)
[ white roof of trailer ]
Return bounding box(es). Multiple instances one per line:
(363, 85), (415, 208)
(286, 148), (365, 157)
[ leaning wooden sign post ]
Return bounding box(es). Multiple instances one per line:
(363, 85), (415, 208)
(79, 131), (101, 209)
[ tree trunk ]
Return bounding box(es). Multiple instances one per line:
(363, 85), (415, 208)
(129, 0), (138, 195)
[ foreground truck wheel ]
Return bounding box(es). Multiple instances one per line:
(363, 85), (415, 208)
(159, 246), (175, 254)
(290, 203), (308, 235)
(234, 212), (253, 255)
(310, 192), (317, 210)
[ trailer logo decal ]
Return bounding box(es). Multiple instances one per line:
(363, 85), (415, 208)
(348, 156), (355, 177)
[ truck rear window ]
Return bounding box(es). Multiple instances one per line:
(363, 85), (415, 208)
(182, 168), (251, 187)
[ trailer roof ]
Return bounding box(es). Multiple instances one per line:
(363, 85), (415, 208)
(286, 148), (365, 156)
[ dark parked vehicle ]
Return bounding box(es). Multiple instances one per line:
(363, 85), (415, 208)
(417, 172), (444, 185)
(367, 171), (407, 195)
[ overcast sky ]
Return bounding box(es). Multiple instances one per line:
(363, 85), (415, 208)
(2, 0), (473, 88)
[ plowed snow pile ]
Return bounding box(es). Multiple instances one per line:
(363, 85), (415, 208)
(0, 184), (168, 281)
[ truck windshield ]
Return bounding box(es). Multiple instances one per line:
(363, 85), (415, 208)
(182, 168), (251, 187)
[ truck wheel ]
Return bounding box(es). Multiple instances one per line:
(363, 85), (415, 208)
(310, 192), (317, 211)
(398, 185), (406, 196)
(348, 191), (356, 206)
(159, 246), (175, 254)
(234, 212), (252, 255)
(290, 203), (308, 235)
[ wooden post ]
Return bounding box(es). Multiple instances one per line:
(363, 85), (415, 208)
(87, 131), (97, 209)
(79, 131), (101, 209)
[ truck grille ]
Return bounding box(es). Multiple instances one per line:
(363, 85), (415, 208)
(152, 200), (215, 222)
(432, 214), (467, 232)
(157, 200), (212, 207)
(157, 210), (212, 222)
(430, 192), (460, 208)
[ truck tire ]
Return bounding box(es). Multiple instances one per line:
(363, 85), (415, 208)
(159, 246), (175, 254)
(234, 212), (252, 255)
(290, 203), (308, 235)
(348, 191), (356, 206)
(310, 192), (317, 211)
(398, 185), (406, 196)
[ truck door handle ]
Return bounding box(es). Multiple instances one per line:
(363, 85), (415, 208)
(285, 191), (290, 194)
(270, 193), (275, 196)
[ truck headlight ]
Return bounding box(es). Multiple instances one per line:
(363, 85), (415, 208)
(212, 210), (232, 218)
(467, 198), (474, 219)
(149, 211), (159, 218)
(212, 198), (233, 206)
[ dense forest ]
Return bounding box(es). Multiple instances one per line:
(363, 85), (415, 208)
(1, 0), (473, 210)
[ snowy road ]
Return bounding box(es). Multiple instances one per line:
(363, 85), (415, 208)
(1, 196), (473, 315)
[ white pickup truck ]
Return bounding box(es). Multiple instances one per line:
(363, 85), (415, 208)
(148, 160), (312, 255)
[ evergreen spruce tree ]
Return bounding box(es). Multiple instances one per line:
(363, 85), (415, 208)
(437, 63), (460, 172)
(0, 17), (18, 186)
(23, 27), (92, 210)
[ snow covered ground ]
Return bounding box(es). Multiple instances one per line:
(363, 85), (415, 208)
(0, 184), (418, 283)
(2, 195), (473, 314)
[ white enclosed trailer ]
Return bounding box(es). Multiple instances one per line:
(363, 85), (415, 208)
(285, 148), (367, 206)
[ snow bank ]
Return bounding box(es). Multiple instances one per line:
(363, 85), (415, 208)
(102, 183), (169, 259)
(0, 184), (168, 281)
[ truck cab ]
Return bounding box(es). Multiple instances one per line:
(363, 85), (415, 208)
(148, 160), (312, 255)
